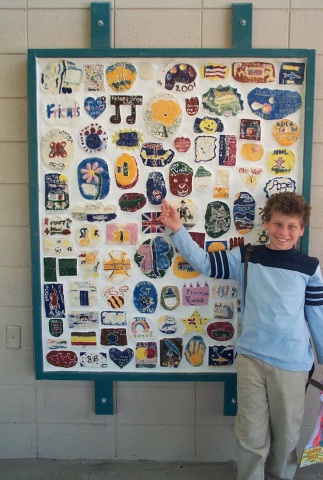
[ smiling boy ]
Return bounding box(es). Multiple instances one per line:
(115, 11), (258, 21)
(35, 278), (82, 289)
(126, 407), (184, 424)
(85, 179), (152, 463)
(160, 192), (323, 480)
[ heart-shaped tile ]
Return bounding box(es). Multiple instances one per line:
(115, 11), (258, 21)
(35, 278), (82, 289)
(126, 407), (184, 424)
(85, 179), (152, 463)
(84, 96), (106, 119)
(109, 347), (134, 369)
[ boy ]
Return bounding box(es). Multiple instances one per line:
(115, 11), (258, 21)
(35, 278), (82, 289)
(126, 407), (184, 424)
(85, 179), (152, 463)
(160, 192), (323, 480)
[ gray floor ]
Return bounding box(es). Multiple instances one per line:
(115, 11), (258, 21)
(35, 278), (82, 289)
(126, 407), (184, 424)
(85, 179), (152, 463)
(0, 460), (321, 480)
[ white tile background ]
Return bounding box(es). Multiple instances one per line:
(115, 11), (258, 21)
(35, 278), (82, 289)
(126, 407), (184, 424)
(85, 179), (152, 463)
(0, 0), (322, 461)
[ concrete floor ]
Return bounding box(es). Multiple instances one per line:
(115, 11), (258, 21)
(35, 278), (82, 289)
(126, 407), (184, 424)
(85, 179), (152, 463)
(0, 460), (321, 480)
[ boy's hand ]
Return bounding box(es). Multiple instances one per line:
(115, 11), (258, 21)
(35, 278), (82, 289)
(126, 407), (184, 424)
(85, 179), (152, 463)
(160, 199), (182, 233)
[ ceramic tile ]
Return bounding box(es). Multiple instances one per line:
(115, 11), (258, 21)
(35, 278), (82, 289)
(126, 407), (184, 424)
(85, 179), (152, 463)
(117, 424), (196, 460)
(0, 55), (27, 97)
(0, 143), (28, 183)
(36, 384), (115, 424)
(0, 306), (33, 349)
(0, 424), (37, 459)
(196, 424), (235, 461)
(309, 227), (323, 263)
(311, 144), (323, 186)
(253, 9), (289, 48)
(291, 10), (323, 52)
(313, 100), (323, 144)
(115, 9), (201, 48)
(37, 423), (115, 459)
(203, 0), (289, 7)
(308, 186), (323, 228)
(28, 0), (115, 7)
(292, 0), (323, 7)
(0, 185), (29, 226)
(0, 227), (30, 267)
(196, 383), (235, 425)
(0, 344), (35, 385)
(116, 385), (195, 424)
(0, 99), (27, 142)
(0, 0), (25, 6)
(202, 9), (232, 48)
(0, 385), (36, 422)
(116, 0), (201, 8)
(314, 54), (323, 99)
(0, 10), (26, 53)
(27, 9), (90, 49)
(0, 266), (31, 306)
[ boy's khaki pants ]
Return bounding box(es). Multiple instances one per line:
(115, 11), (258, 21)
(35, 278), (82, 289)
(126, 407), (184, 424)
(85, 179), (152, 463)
(235, 354), (308, 480)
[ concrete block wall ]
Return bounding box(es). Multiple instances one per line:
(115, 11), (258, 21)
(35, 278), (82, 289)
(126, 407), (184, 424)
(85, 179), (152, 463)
(0, 0), (322, 460)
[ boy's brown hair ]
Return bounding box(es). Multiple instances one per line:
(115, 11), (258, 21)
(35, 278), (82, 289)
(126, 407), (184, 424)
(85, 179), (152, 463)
(263, 192), (311, 227)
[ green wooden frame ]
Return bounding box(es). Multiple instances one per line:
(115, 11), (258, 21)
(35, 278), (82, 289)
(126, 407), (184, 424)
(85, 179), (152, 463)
(28, 3), (315, 415)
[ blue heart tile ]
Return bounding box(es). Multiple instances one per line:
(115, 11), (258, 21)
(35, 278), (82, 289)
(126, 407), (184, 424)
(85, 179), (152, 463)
(109, 347), (134, 369)
(84, 96), (106, 119)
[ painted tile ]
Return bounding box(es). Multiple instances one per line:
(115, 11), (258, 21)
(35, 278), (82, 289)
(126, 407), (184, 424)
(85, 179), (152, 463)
(173, 198), (198, 229)
(83, 64), (105, 92)
(169, 162), (193, 197)
(133, 281), (158, 314)
(71, 203), (116, 222)
(206, 240), (227, 252)
(185, 97), (199, 116)
(139, 63), (156, 80)
(238, 167), (263, 190)
(160, 338), (183, 368)
(264, 177), (296, 197)
(189, 232), (205, 248)
(195, 166), (212, 191)
(214, 302), (234, 319)
(80, 352), (107, 368)
(219, 135), (236, 166)
(158, 315), (177, 334)
(106, 223), (138, 245)
(232, 62), (275, 83)
(173, 255), (200, 279)
(182, 282), (209, 307)
(254, 228), (270, 245)
(146, 171), (167, 204)
(205, 201), (231, 238)
(71, 331), (97, 346)
(174, 137), (191, 153)
(184, 336), (206, 367)
(44, 283), (65, 318)
(213, 283), (237, 298)
(100, 328), (127, 346)
(140, 142), (175, 167)
(180, 309), (210, 334)
(241, 143), (264, 162)
(130, 317), (153, 339)
(109, 348), (134, 369)
(46, 350), (78, 368)
(135, 342), (157, 368)
(78, 250), (100, 279)
(199, 62), (229, 80)
(194, 136), (216, 163)
(141, 211), (165, 234)
(112, 129), (143, 150)
(84, 96), (106, 119)
(135, 237), (174, 279)
(233, 192), (255, 234)
(240, 119), (261, 141)
(110, 95), (143, 124)
(279, 62), (305, 85)
(40, 60), (82, 95)
(43, 237), (74, 256)
(247, 88), (302, 120)
(79, 123), (108, 153)
(75, 224), (100, 247)
(41, 128), (74, 171)
(143, 93), (182, 138)
(194, 116), (224, 134)
(78, 158), (110, 200)
(45, 173), (69, 211)
(44, 257), (57, 282)
(208, 345), (233, 366)
(202, 86), (243, 116)
(272, 118), (300, 146)
(101, 311), (127, 326)
(266, 148), (295, 176)
(103, 250), (132, 283)
(47, 338), (67, 350)
(118, 192), (146, 212)
(58, 258), (77, 276)
(43, 97), (81, 125)
(69, 281), (98, 307)
(49, 318), (63, 337)
(43, 216), (72, 236)
(102, 285), (130, 309)
(68, 311), (99, 329)
(106, 62), (137, 92)
(160, 286), (180, 310)
(207, 321), (234, 341)
(114, 153), (139, 189)
(157, 62), (197, 92)
(213, 187), (229, 199)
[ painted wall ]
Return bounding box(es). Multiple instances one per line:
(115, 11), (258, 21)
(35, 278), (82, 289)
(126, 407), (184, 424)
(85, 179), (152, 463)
(0, 0), (323, 461)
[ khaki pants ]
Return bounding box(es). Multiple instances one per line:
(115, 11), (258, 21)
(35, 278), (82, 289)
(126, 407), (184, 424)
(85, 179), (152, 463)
(235, 354), (308, 480)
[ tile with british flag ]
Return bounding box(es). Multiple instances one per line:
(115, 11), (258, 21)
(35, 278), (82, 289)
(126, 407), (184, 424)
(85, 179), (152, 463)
(141, 211), (165, 234)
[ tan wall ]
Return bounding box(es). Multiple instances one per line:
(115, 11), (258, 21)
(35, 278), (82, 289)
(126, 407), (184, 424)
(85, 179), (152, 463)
(0, 0), (322, 460)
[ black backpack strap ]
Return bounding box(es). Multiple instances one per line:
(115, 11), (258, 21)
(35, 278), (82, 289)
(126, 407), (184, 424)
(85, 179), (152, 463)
(243, 243), (254, 304)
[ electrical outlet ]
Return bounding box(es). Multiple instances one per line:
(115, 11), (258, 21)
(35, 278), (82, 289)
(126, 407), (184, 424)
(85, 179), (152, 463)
(6, 325), (21, 349)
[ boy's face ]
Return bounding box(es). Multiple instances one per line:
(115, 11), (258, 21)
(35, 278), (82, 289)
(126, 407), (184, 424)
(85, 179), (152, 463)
(264, 212), (304, 250)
